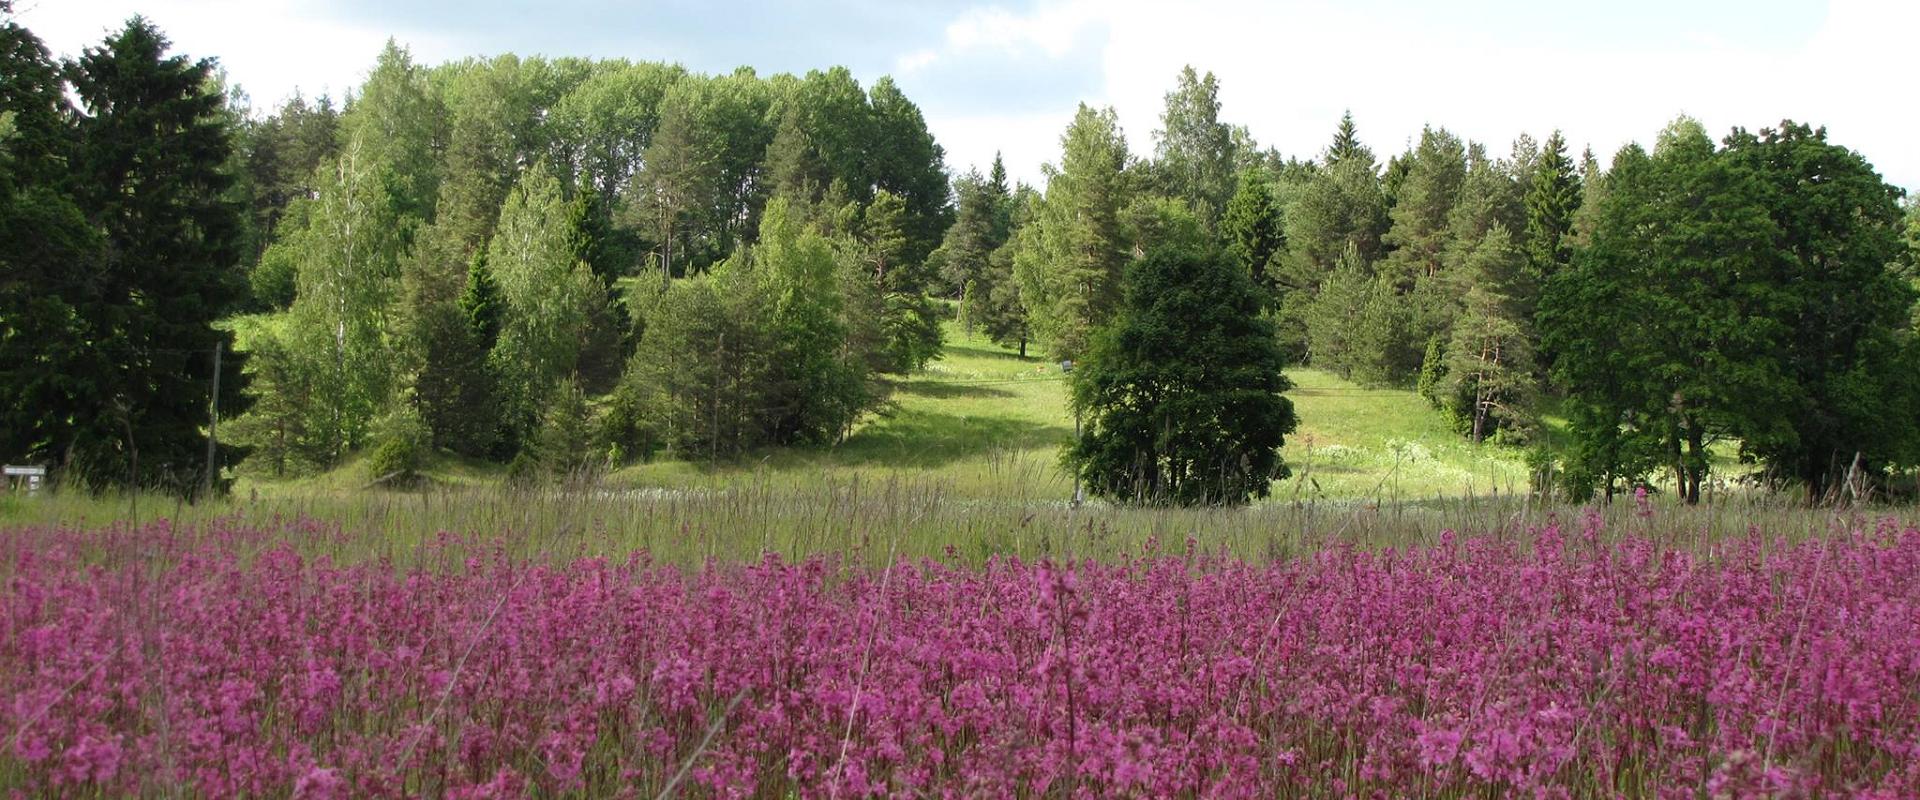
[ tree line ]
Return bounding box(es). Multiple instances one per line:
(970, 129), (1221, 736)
(1, 11), (952, 492)
(3, 7), (1916, 504)
(945, 67), (1920, 504)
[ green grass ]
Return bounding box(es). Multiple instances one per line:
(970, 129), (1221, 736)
(606, 320), (1075, 500)
(604, 319), (1533, 504)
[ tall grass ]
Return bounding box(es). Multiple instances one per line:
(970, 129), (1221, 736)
(2, 477), (1895, 571)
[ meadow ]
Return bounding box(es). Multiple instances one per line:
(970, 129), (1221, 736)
(4, 508), (1918, 797)
(2, 323), (1910, 798)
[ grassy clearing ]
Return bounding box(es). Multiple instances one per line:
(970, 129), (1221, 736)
(603, 319), (1535, 503)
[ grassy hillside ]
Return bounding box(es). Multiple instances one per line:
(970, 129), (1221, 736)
(605, 319), (1531, 502)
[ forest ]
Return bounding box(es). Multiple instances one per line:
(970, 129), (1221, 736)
(4, 10), (1919, 505)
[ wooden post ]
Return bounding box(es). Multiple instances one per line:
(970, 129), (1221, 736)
(203, 340), (222, 497)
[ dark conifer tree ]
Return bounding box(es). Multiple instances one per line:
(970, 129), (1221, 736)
(62, 18), (250, 494)
(1066, 206), (1296, 506)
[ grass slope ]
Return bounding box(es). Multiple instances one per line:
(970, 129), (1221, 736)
(607, 320), (1529, 502)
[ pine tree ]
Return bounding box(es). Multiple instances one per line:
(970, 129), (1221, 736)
(1381, 126), (1467, 288)
(62, 18), (251, 493)
(851, 189), (942, 372)
(936, 170), (999, 300)
(1442, 224), (1536, 442)
(976, 241), (1032, 356)
(416, 248), (502, 458)
(1012, 104), (1132, 360)
(1305, 243), (1373, 379)
(1066, 205), (1296, 506)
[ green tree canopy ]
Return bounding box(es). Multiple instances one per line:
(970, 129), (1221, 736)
(1066, 203), (1296, 506)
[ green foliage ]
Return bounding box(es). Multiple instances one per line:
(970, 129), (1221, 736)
(745, 198), (874, 443)
(1066, 210), (1296, 506)
(54, 18), (251, 494)
(1717, 121), (1917, 494)
(618, 275), (765, 460)
(936, 168), (1010, 300)
(1544, 122), (1787, 503)
(223, 322), (326, 477)
(240, 92), (339, 292)
(845, 189), (943, 373)
(1326, 110), (1370, 167)
(549, 60), (684, 200)
(1305, 244), (1408, 385)
(486, 161), (607, 444)
(1012, 104), (1133, 361)
(366, 402), (431, 485)
(619, 198), (882, 460)
(1220, 168), (1285, 294)
(1522, 131), (1581, 302)
(250, 202), (307, 309)
(284, 138), (410, 462)
(967, 187), (1037, 357)
(1441, 224), (1537, 442)
(1381, 126), (1467, 288)
(1273, 116), (1389, 362)
(0, 12), (99, 470)
(337, 40), (442, 224)
(866, 76), (951, 266)
(1152, 66), (1236, 225)
(1415, 335), (1447, 407)
(529, 377), (595, 477)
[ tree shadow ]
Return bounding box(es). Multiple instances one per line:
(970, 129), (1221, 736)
(828, 407), (1073, 469)
(942, 342), (1045, 364)
(895, 381), (1017, 400)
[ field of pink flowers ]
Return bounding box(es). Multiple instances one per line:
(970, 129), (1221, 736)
(4, 511), (1919, 798)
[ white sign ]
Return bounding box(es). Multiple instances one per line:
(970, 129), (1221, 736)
(2, 465), (44, 477)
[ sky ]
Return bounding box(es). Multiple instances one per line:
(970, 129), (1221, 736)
(16, 0), (1918, 192)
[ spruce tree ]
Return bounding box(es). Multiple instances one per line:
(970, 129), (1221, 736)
(1220, 168), (1285, 295)
(1066, 205), (1296, 506)
(1522, 131), (1581, 309)
(1326, 110), (1369, 167)
(63, 18), (251, 493)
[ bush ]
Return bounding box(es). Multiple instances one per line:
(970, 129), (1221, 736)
(366, 404), (431, 487)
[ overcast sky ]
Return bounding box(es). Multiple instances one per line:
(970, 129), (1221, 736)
(17, 0), (1917, 192)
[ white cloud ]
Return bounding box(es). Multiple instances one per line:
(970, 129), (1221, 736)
(920, 0), (1919, 192)
(895, 47), (939, 74)
(942, 2), (1100, 60)
(19, 0), (1915, 191)
(18, 0), (460, 109)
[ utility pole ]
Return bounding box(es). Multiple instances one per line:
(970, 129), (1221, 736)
(203, 340), (222, 498)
